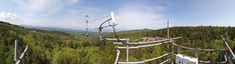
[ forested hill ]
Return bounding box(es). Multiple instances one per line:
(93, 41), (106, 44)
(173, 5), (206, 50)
(122, 26), (235, 42)
(0, 21), (95, 64)
(117, 26), (235, 51)
(1, 21), (235, 64)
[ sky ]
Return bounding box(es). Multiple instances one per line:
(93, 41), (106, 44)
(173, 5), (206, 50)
(0, 0), (235, 30)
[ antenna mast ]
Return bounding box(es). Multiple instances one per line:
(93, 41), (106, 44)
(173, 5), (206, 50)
(167, 19), (169, 39)
(166, 18), (170, 64)
(86, 15), (89, 37)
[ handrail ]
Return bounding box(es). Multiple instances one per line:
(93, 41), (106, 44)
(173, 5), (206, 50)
(105, 38), (129, 41)
(113, 37), (181, 64)
(160, 59), (171, 64)
(114, 37), (181, 45)
(117, 41), (169, 49)
(198, 60), (227, 64)
(172, 43), (226, 51)
(118, 53), (169, 64)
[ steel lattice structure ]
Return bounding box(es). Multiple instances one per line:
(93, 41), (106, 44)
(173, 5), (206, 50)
(85, 12), (235, 64)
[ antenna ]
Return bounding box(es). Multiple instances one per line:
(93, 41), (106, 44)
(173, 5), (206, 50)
(111, 12), (115, 25)
(84, 12), (197, 64)
(85, 12), (118, 40)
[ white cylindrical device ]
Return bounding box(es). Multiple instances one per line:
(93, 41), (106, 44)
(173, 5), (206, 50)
(111, 12), (115, 25)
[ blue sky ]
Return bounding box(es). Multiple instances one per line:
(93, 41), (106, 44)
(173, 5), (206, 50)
(0, 0), (235, 30)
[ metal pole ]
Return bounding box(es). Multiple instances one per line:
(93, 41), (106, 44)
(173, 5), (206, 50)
(115, 44), (120, 64)
(115, 49), (120, 64)
(126, 39), (129, 64)
(100, 29), (103, 41)
(221, 35), (235, 59)
(86, 15), (89, 37)
(167, 43), (169, 64)
(14, 40), (18, 63)
(16, 46), (29, 64)
(171, 41), (174, 64)
(195, 48), (198, 57)
(225, 35), (228, 57)
(177, 45), (181, 54)
(167, 18), (169, 39)
(162, 41), (170, 64)
(220, 44), (222, 64)
(167, 19), (170, 64)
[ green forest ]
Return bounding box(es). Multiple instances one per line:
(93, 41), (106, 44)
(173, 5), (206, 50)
(0, 21), (235, 64)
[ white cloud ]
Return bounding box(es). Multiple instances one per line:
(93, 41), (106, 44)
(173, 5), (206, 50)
(115, 5), (166, 29)
(0, 12), (24, 25)
(7, 0), (80, 26)
(5, 0), (170, 30)
(68, 9), (79, 15)
(11, 0), (79, 17)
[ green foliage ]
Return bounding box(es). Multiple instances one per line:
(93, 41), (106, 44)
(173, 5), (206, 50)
(1, 21), (235, 64)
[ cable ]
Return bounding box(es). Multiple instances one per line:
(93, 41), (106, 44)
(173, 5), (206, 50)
(98, 19), (110, 40)
(97, 17), (126, 43)
(108, 19), (126, 44)
(89, 15), (111, 23)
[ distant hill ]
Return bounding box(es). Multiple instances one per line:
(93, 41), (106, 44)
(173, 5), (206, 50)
(118, 28), (152, 33)
(21, 25), (153, 35)
(20, 25), (86, 33)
